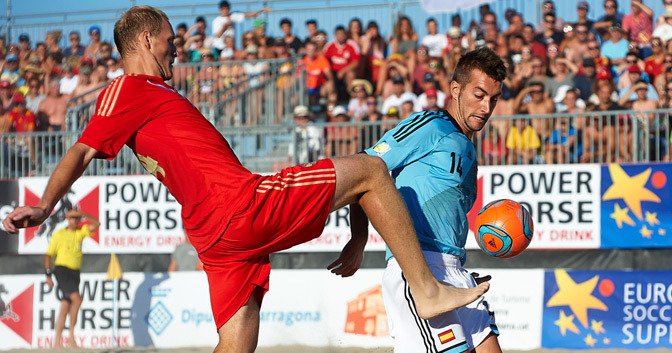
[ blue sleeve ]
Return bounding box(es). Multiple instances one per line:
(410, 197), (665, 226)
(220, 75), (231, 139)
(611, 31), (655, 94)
(364, 112), (442, 171)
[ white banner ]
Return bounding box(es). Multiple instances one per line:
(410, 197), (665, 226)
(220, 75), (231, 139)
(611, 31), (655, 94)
(467, 164), (602, 250)
(0, 269), (543, 350)
(18, 176), (185, 254)
(15, 163), (602, 254)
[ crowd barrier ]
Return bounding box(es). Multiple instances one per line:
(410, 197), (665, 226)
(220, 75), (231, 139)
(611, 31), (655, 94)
(1, 162), (670, 254)
(2, 109), (672, 179)
(0, 268), (670, 350)
(65, 58), (305, 131)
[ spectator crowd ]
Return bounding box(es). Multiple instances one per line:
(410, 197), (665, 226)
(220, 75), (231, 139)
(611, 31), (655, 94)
(2, 0), (672, 171)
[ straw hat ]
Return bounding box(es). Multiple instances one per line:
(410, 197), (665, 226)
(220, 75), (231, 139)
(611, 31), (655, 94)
(348, 79), (373, 96)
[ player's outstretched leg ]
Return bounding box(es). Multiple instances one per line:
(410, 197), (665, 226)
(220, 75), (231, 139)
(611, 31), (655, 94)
(330, 154), (489, 319)
(214, 296), (260, 353)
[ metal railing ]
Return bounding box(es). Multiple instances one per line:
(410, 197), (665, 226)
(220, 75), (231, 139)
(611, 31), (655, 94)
(65, 57), (306, 131)
(1, 110), (670, 178)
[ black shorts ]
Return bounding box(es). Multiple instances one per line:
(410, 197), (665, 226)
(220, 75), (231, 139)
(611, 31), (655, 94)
(54, 265), (80, 300)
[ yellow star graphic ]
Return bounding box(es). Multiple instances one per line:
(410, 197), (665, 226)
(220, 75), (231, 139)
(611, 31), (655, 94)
(640, 226), (652, 239)
(603, 338), (611, 345)
(546, 269), (608, 328)
(591, 320), (605, 335)
(555, 310), (580, 336)
(602, 164), (661, 220)
(659, 229), (667, 236)
(585, 333), (597, 347)
(610, 204), (635, 228)
(645, 212), (660, 226)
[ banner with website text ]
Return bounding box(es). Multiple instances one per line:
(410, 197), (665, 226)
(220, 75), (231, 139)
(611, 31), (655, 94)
(0, 269), (542, 350)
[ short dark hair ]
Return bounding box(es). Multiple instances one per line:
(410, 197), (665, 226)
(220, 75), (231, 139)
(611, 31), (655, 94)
(452, 47), (506, 86)
(335, 25), (346, 33)
(427, 17), (436, 25)
(195, 16), (206, 23)
(219, 1), (230, 9)
(280, 18), (292, 27)
(306, 19), (317, 26)
(177, 22), (188, 31)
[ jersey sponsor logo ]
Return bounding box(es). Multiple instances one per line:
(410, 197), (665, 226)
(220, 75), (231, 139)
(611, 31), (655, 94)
(0, 283), (34, 344)
(372, 142), (391, 156)
(438, 328), (455, 344)
(137, 154), (166, 179)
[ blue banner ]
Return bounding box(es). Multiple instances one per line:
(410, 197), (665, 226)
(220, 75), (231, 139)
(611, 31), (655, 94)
(600, 163), (672, 248)
(542, 269), (672, 349)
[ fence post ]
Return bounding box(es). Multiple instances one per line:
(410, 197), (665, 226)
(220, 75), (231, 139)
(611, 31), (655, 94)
(5, 0), (12, 42)
(632, 113), (640, 163)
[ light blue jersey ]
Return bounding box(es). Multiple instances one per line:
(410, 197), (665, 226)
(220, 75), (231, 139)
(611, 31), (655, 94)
(365, 110), (477, 264)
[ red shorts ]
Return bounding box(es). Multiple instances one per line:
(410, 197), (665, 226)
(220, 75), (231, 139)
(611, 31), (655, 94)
(200, 159), (337, 329)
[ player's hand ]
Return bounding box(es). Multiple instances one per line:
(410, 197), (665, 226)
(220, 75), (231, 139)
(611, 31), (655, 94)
(46, 276), (54, 289)
(470, 272), (492, 285)
(327, 237), (366, 277)
(1, 206), (49, 234)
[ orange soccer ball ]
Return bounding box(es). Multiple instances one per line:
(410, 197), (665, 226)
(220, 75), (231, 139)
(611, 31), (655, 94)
(474, 199), (534, 258)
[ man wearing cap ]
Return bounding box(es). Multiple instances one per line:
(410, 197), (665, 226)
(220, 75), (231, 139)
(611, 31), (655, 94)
(382, 75), (416, 115)
(211, 0), (269, 52)
(253, 18), (273, 47)
(574, 1), (594, 29)
(84, 25), (102, 60)
(289, 105), (323, 164)
(1, 54), (21, 86)
(619, 64), (659, 101)
(415, 72), (446, 112)
(58, 63), (79, 97)
(601, 23), (629, 67)
(44, 209), (99, 347)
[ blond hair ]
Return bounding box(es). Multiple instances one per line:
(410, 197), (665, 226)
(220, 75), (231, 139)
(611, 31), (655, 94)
(114, 5), (169, 57)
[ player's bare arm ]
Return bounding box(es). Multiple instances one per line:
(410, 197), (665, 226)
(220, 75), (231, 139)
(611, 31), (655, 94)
(2, 143), (98, 233)
(328, 203), (368, 277)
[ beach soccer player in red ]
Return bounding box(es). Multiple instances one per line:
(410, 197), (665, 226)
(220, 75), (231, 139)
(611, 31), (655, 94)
(2, 6), (489, 353)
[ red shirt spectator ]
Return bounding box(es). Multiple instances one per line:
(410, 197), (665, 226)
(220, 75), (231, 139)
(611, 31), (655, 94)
(9, 94), (35, 133)
(622, 2), (653, 43)
(324, 38), (360, 73)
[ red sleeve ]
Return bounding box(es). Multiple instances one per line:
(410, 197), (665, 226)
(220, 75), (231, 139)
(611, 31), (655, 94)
(77, 76), (146, 159)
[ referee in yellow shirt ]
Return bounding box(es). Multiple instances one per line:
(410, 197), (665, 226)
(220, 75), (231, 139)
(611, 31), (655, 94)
(44, 209), (99, 348)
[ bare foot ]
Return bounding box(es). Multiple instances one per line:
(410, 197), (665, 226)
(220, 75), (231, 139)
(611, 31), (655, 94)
(54, 336), (63, 349)
(67, 336), (79, 348)
(413, 281), (490, 320)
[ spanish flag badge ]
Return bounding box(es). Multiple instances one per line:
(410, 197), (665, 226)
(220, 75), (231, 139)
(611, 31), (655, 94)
(438, 329), (455, 344)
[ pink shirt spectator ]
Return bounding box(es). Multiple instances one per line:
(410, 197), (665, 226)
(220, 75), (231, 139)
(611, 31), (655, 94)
(622, 11), (653, 43)
(324, 39), (360, 73)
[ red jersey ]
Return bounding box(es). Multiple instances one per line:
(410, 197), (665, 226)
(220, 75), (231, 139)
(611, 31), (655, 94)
(78, 74), (261, 253)
(10, 108), (35, 133)
(323, 39), (360, 73)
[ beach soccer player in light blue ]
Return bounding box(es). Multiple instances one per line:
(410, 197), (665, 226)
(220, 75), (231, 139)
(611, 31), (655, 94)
(329, 47), (506, 353)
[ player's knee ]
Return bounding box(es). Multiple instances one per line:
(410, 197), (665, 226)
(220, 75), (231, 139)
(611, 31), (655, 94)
(363, 154), (390, 180)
